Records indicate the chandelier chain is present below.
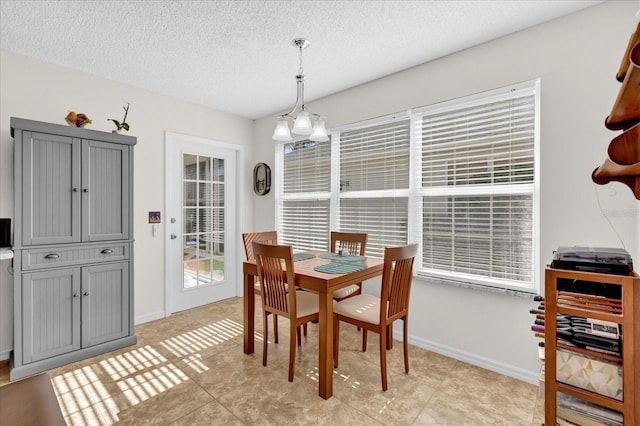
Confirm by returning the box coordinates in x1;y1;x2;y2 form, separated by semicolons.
298;45;304;76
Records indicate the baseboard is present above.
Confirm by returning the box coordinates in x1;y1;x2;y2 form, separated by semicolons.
397;331;540;385
0;350;11;362
134;310;165;326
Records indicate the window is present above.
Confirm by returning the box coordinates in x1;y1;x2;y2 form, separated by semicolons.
336;119;411;258
276;80;539;293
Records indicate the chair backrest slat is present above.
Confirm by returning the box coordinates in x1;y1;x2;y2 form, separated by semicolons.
330;231;367;256
380;244;418;322
252;242;296;318
243;231;278;261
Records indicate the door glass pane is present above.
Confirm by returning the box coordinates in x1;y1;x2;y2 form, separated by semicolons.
183;154;225;289
213;158;224;182
183;235;197;262
183;154;197;180
199;157;212;181
184;182;197;206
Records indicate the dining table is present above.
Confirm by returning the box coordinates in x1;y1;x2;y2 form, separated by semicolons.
243;249;384;399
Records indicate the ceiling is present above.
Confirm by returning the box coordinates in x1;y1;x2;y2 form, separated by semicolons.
1;0;605;120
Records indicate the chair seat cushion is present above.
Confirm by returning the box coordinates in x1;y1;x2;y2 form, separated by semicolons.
332;284;360;300
255;282;289;291
333;294;380;325
296;290;319;318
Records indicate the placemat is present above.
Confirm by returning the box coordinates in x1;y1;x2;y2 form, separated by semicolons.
294;253;315;262
319;252;367;262
314;262;367;274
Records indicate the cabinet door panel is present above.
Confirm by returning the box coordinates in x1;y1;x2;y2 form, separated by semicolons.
22;268;81;363
22;132;81;245
82;140;129;241
81;262;130;347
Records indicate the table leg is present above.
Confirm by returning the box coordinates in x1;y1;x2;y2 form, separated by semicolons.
318;291;334;399
243;271;255;354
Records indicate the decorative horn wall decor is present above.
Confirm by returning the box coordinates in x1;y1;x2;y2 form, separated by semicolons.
593;22;640;200
608;122;640;165
616;22;640;82
605;40;640;131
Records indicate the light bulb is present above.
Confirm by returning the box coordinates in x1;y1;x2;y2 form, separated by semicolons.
272;119;292;142
291;111;312;135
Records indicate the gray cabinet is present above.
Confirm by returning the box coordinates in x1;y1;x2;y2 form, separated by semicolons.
10;118;137;381
20;132;130;245
21;261;130;364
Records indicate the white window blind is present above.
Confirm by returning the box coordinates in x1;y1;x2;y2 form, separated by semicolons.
339;120;410;191
339;198;408;258
277;140;331;251
414;81;537;291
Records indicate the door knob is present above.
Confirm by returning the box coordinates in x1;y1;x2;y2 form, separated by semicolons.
171;234;177;240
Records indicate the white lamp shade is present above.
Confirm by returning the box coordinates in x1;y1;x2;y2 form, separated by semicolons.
291;111;313;135
272;119;292;141
309;119;329;142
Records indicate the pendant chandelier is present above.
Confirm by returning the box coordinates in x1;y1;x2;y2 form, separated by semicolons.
272;38;329;142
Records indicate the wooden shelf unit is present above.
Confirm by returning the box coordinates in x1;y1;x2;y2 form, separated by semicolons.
544;268;640;425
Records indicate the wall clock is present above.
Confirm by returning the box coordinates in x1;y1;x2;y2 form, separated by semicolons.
253;162;271;195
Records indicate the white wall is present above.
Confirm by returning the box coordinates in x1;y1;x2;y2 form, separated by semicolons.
0;51;254;358
253;1;640;383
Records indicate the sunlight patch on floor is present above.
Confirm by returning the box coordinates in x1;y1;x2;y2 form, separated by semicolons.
159;318;243;356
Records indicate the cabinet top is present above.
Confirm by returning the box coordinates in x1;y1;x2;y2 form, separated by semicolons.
10;117;137;146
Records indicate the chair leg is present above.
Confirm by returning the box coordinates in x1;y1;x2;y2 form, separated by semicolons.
273;314;279;344
380;328;388;391
262;313;269;367
289;323;297;382
362;329;368;352
403;317;409;374
297;325;302;346
333;317;340;368
386;324;393;350
303;323;308;336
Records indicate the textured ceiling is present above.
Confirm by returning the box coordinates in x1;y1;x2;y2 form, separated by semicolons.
1;0;605;120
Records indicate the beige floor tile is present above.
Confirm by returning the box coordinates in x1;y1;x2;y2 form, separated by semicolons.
1;296;543;425
168;400;244;426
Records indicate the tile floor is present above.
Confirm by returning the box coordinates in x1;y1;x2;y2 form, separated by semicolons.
0;297;545;425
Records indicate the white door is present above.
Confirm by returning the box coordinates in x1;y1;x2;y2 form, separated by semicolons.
165;132;238;313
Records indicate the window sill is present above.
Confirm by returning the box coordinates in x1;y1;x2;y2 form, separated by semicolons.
415;273;538;299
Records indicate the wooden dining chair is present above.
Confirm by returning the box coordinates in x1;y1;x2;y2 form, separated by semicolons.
252;242;320;382
242;231;280;342
330;231;368;301
333;243;418;391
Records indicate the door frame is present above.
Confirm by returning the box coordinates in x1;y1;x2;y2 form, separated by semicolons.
164;131;245;317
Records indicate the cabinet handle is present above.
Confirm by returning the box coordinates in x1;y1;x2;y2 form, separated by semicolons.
101;249;114;254
83;188;89;193
44;253;60;259
73;293;80;298
73;188;79;192
83;292;89;296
